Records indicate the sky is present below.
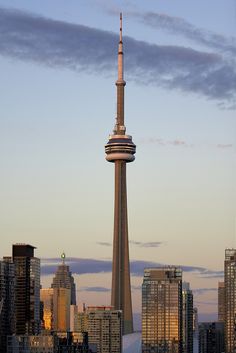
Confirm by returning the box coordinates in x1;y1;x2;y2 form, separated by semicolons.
0;0;236;325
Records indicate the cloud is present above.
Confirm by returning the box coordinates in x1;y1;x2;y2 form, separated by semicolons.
195;301;217;306
217;144;233;149
97;242;112;247
140;138;193;147
129;241;164;248
79;286;110;293
41;257;223;278
0;7;235;106
126;10;236;57
193;288;218;295
97;240;164;248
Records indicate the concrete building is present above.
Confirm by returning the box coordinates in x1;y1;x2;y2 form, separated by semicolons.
142;267;183;353
87;306;122;353
0;259;15;353
51;253;76;305
182;282;193;353
12;244;40;335
105;13;136;335
198;322;224;353
225;248;236;353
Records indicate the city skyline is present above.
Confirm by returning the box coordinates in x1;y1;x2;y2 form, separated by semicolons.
1;0;235;323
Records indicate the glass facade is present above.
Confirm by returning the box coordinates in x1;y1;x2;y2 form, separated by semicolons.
142;267;182;353
182;283;193;353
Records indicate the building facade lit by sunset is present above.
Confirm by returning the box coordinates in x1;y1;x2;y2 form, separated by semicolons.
40;288;54;331
87;306;122;353
105;13;136;336
142;267;183;353
51;253;76;305
225;248;236;353
53;287;71;332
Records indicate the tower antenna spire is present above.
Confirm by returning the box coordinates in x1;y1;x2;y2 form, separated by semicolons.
118;12;124;82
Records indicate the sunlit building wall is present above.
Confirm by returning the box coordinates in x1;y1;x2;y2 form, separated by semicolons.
142;267;183;353
87;306;122;353
40;288;54;331
51;254;76;305
53;288;71;332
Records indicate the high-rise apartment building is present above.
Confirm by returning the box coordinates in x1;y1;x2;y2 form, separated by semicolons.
225;248;236;353
105;14;135;334
51;253;76;305
87;306;122;353
218;282;225;323
182;282;193;353
13;244;40;335
0;258;15;353
199;322;224;353
142;267;183;353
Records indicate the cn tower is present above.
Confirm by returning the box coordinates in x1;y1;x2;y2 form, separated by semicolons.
105;14;135;335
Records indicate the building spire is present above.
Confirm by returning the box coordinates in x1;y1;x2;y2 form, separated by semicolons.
61;252;66;265
118;13;123;82
115;12;126;135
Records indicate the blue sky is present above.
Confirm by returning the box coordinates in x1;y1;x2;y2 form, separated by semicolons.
0;0;235;322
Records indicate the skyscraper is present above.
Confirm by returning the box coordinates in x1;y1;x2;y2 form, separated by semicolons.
51;253;76;305
13;244;40;335
182;282;193;353
199;322;224;353
224;248;236;353
0;258;15;353
53;287;71;332
105;13;135;335
40;288;54;331
142;267;183;353
87;306;122;353
218;281;225;323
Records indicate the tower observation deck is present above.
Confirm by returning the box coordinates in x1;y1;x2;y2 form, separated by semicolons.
105;14;136;335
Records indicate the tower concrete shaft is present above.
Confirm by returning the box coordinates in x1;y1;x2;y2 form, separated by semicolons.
105;14;135;335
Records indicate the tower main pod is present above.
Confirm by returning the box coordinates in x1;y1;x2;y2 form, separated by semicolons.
105;14;135;335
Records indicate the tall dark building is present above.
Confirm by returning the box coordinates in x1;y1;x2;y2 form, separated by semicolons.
182;282;193;353
218;282;225;323
0;258;15;353
51;253;76;305
105;13;135;335
13;244;40;335
225;248;236;353
142;267;183;353
199;322;224;353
